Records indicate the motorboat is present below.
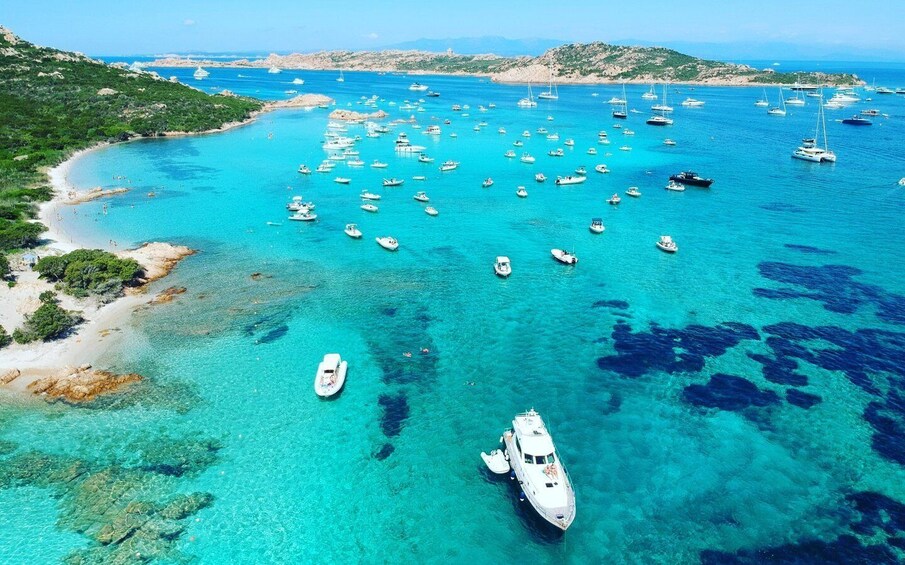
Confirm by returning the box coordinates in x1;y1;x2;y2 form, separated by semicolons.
551;249;578;265
316;164;333;173
626;186;641;197
383;178;405;187
607;96;625;105
426;91;440;97
504;150;516;158
286;196;312;211
520;153;536;164
546;133;559;141
575;166;587;176
424;125;441;135
414;191;430;202
418;154;435;163
681;98;705;107
663;139;677;146
425;206;439;216
498;127;507;134
292;77;304;85
360;191;381;200
412;175;427;181
656;235;678;253
334;177;351;184
516;186;528;198
513;140;524;147
587;148;597;155
646;115;673;126
439;160;459;172
619;146;632;151
594;164;609;174
371;160;388;168
522;130;531;138
452;104;462;111
376;236;398;251
535;173;547;182
288;211;317;221
537;127;549;134
297;165;311;174
347;159;365;167
842;115;872;126
564;139;574;147
589;218;605;234
482;178;494;188
607;194;621;205
860;109;880;116
409;82;429;91
268;66;281;74
494;256;512;277
665;180;686;192
344;223;362;238
548;148;565;157
314;354;348;398
555;175;585;186
193;66;210;79
669;171;714;187
623;129;635;136
361;203;379;212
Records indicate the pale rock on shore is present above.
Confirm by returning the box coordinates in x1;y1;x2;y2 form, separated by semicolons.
328;109;388;121
24;365;143;403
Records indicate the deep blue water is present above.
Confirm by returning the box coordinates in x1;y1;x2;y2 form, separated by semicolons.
1;66;905;563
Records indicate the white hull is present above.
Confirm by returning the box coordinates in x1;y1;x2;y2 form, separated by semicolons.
314;357;347;398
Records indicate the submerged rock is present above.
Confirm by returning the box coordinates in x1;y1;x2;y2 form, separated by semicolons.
150;286;187;305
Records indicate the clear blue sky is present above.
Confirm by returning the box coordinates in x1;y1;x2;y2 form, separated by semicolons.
3;0;904;57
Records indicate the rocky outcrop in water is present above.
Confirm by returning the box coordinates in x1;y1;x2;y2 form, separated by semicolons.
27;365;142;402
328;108;388;121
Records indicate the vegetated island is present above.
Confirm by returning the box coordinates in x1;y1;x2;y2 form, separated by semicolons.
0;25;327;397
150;42;862;86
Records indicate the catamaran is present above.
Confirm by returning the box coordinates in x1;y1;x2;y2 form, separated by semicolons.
792;93;836;163
517;84;538;108
537;66;559;100
642;84;658;100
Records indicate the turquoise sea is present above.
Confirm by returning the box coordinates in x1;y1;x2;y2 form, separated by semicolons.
2;67;905;563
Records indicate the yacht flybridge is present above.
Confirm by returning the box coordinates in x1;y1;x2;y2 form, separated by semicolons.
497;409;576;531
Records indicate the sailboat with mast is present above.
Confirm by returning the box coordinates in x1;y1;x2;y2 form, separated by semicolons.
537;66;559;100
517;83;538;108
612;84;628;119
754;87;769;107
792;91;835;163
336;69;345;83
641;84;657;100
647;81;673;125
767;87;787;116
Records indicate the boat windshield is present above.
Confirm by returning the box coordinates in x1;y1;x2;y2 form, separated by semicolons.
530;453;555;465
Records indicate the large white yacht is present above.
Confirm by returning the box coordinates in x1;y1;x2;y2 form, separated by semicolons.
502;409;576;530
193;66;210;80
314;354;347;398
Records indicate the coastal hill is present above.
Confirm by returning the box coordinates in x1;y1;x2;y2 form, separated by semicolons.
151;42;861;86
0;25;263;251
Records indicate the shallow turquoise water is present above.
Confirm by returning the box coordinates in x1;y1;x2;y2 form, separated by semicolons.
3;70;905;563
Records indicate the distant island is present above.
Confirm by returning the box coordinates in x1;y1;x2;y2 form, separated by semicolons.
150;42;862;86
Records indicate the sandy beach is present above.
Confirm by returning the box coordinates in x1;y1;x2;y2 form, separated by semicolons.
1;93;334;398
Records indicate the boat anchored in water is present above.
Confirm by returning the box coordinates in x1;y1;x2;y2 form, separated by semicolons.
494;256;512;277
413;191;430;202
500;409;576;530
516;186;528;198
376;236;398;251
555;175;586;186
665;180;686;192
669;171;714;187
551;249;578;265
482;178;494;188
626;186;641;197
589;218;605;234
656;235;678;253
607;194;621;205
383;178;405;187
314;354;347;398
344;223;362;238
439;160;459;172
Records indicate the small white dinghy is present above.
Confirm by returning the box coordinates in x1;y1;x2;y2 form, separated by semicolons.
414;191;429;202
376;236;399;251
314;353;347;398
657;235;678;253
494;256;512;277
361;203;379;213
425;206;439;216
551;249;578;265
516;186;528;198
344;223;362;238
481;449;511;474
